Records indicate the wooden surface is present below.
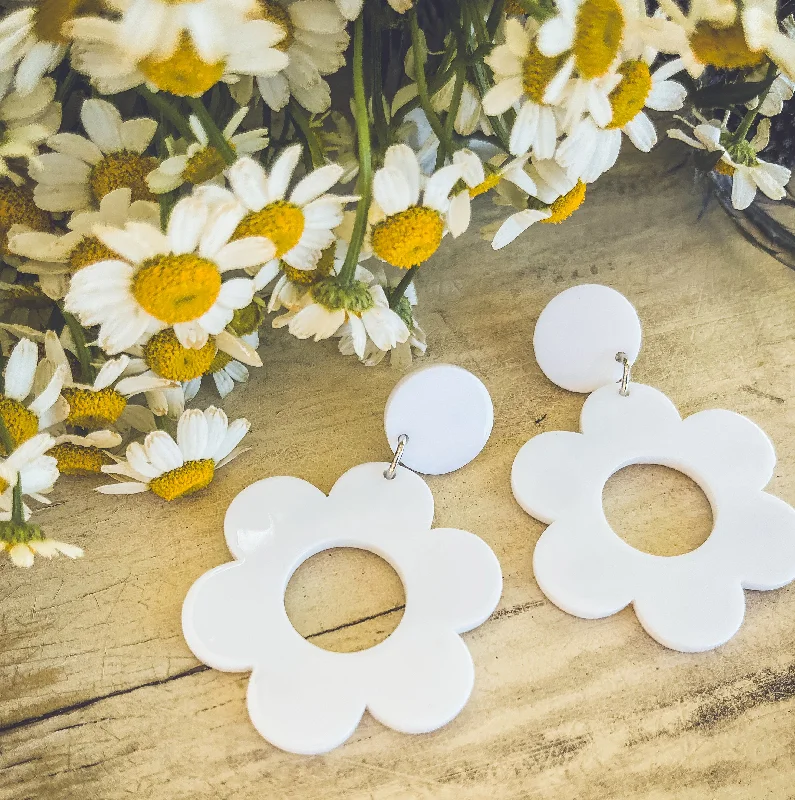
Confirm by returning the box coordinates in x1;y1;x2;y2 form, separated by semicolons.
3;141;795;799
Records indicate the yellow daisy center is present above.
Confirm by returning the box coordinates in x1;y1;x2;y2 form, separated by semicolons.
143;328;216;381
229;302;263;336
714;160;736;177
522;41;568;104
0;475;7;494
281;244;335;285
689;21;765;69
540;180;587;223
62;387;127;429
149;458;215;501
606;60;652;129
209;349;232;373
0;184;50;253
504;0;526;14
371;207;444;270
68;235;118;272
256;0;294;51
33;0;94;44
233;201;305;259
132;253;222;324
182;146;229;185
0;397;38;455
50;442;112;476
139;33;226;97
469;172;502;198
89;152;158;204
573;0;625;80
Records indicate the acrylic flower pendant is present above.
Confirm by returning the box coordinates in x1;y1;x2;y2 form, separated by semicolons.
512;382;795;652
183;462;502;754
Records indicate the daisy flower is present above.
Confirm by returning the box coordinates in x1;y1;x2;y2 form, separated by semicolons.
280;266;410;357
69;14;288;97
491;158;587;249
0;181;51;254
741;0;795;81
101;0;258;62
44;331;178;432
654;0;766;76
97;406;250;501
0;74;61;185
0;337;67;454
333;0;364;20
147;107;269;194
8;188;160;300
0;5;67;96
252;0;349;113
64;192;276;354
268;239;339;316
225;146;350;284
668;118;791;210
49;430;123;478
369;144;463;270
196;331;259;399
481;17;562;157
31;98;158;213
557;54;687;181
448;149;534;238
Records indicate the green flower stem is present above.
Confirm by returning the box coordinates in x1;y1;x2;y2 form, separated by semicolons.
486;0;506;36
731;63;778;147
289;101;324;169
371;20;390;154
63;311;95;384
338;15;373;287
409;8;455;161
389;265;419;310
11;475;23;526
186;96;236;165
137;86;193;141
437;59;465;169
391;61;458;128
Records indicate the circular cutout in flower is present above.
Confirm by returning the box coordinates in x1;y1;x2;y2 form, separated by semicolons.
512;382;795;652
183;462;502;754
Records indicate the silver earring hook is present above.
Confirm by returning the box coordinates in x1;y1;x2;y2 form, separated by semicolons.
384;434;409;480
615;352;632;396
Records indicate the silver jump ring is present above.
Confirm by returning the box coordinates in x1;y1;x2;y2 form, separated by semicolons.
384;434;408;480
615;352;632;396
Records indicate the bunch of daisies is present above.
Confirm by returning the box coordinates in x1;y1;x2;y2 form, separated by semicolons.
0;0;792;567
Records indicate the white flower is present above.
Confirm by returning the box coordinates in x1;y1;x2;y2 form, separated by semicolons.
369;144;462;269
742;0;795;81
182;462;502;753
97;406;250;500
69;14;288;97
31;98;158;213
0;6;66;96
64;192;276;354
44;331;177;431
225;146;350;282
50;429;124;478
1;337;67;444
253;0;350;113
102;0;258;62
512;382;795;652
202;331;259;399
0;74;61;185
668;120;791;210
333;0;364;20
281;266;410;358
448;149;534;238
481;17;560;158
8;187;160;300
747;71;794;116
556;54;687;181
0;432;58;510
147;107;269;194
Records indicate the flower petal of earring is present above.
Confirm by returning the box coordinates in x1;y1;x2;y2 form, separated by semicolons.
513;284;795;653
182;364;502;754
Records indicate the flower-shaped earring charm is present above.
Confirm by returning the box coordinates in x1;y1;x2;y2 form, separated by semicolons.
513;285;795;652
183;364;502;754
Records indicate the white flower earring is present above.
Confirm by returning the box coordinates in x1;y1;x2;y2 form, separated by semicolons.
182;364;502;754
512;284;795;653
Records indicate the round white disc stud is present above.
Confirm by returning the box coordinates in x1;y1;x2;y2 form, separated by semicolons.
384;364;493;475
533;284;642;393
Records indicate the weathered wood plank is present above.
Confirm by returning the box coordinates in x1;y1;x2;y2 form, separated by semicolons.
2;142;795;798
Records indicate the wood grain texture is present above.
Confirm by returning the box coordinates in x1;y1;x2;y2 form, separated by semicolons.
2;142;795;799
